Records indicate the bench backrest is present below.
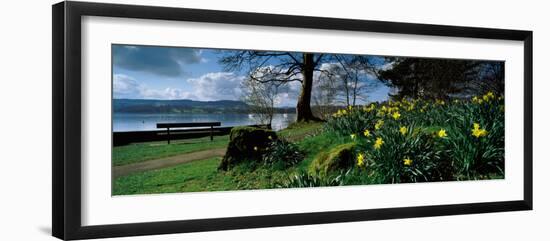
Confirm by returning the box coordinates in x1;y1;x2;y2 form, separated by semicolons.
156;122;221;128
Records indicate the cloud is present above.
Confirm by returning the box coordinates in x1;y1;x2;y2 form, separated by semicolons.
113;74;141;98
273;81;301;107
114;68;384;107
113;74;194;100
113;45;202;77
187;72;245;101
140;88;197;100
113;72;246;101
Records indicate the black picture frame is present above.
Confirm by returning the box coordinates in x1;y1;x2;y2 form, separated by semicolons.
52;1;533;240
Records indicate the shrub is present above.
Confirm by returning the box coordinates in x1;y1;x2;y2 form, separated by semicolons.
325;105;378;136
359;126;452;183
275;170;352;188
262;139;305;168
323;93;504;182
442;99;505;179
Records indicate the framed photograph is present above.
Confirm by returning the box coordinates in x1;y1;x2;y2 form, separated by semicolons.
52;1;533;240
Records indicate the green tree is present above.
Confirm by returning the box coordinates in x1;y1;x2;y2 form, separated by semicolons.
378;57;494;99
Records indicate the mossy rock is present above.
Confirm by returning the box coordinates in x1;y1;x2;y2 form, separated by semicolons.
309;143;356;175
218;126;278;170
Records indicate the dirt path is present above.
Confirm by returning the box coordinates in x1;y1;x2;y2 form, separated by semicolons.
113;148;227;178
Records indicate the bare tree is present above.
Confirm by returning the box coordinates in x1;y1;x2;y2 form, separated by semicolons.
240;77;281;128
220;51;328;122
322;55;380;106
312;70;338;119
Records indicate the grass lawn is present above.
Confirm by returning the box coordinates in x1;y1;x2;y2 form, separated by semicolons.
113;157;297;195
278;121;324;141
113;135;229;166
113;122;338;195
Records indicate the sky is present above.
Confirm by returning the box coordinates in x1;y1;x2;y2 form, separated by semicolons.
112;44;390;107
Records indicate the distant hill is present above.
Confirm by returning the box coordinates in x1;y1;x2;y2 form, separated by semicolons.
113;99;295;114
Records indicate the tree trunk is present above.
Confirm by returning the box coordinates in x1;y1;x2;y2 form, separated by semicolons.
296;53;318;122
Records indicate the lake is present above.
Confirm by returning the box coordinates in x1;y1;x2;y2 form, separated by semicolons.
113;113;296;132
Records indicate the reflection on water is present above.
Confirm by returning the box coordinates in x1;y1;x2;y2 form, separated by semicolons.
113;113;296;132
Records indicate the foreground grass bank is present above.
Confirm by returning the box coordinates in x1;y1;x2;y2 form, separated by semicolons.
112;135;229;166
114;93;504;195
113;122;330;195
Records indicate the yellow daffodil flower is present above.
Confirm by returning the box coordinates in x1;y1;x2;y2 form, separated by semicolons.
392;111;401;120
472;122;488;138
363;129;371;137
374;137;384;149
437;129;447;138
483;91;495;101
357;153;365;167
375;120;384;130
363;103;375;112
399;126;408;136
403;157;413;166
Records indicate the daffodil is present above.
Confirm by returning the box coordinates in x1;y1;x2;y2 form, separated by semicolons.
253;146;258;151
472;96;483;104
471;122;488;138
350;134;357;140
373;137;384;149
363;129;371;137
268;135;273;140
403;157;413;166
472;128;488;138
375;120;384;130
363;103;375;112
357;153;365;167
392;111;401;120
483;91;495;101
332;109;345;118
399;126;408;136
437;129;447;138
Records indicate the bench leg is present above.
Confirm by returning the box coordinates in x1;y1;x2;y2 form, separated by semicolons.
167;127;170;144
210;126;213;141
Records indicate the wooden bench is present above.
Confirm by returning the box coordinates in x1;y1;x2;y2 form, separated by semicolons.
156;122;221;144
